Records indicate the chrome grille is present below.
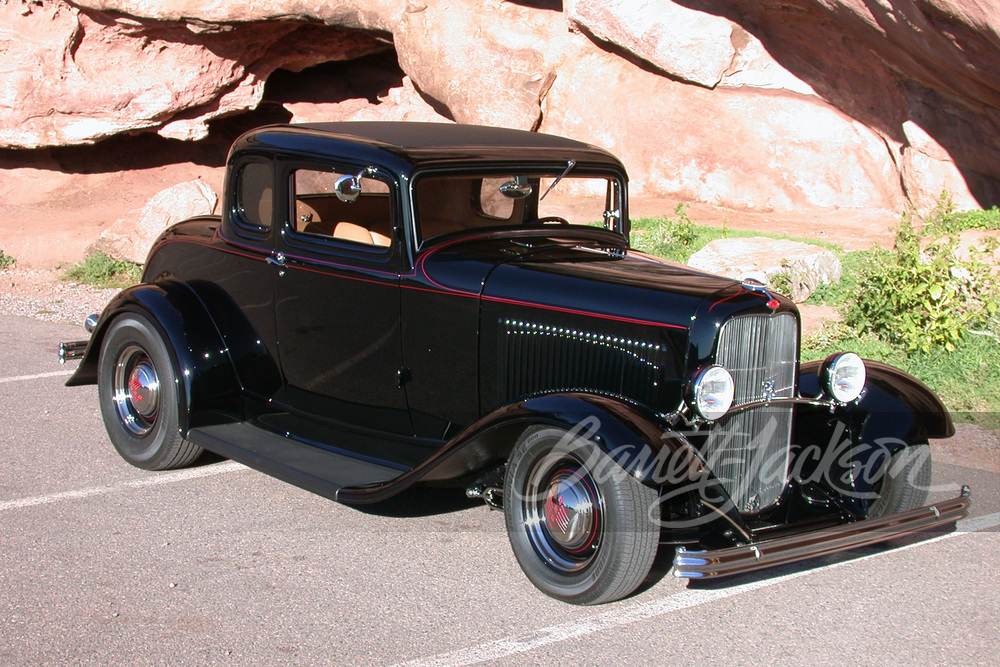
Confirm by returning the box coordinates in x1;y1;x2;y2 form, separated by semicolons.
703;313;797;514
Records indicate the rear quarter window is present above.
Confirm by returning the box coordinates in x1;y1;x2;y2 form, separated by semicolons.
234;162;273;232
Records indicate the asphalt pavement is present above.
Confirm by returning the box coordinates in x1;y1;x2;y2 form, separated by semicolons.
1;313;997;665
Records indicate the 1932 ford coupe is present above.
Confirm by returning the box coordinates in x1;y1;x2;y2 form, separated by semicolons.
61;122;970;604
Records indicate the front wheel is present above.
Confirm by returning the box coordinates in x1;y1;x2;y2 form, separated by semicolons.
504;426;660;605
98;313;202;470
868;442;932;518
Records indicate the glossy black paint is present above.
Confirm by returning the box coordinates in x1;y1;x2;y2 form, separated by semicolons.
66;122;962;558
68;279;243;430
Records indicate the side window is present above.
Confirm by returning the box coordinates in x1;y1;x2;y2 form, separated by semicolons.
291;169;392;248
236;162;273;231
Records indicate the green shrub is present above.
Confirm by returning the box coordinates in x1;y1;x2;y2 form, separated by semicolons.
845;214;999;353
630;203;841;264
60;252;142;288
806;248;876;307
0;249;14;269
803;315;1000;419
630;196;1000;418
923;192;1000;235
630;203;701;262
768;271;792;298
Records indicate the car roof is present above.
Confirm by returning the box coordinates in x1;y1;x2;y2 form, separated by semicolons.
232;122;625;173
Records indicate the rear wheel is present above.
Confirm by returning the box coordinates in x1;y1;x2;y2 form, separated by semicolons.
98;313;202;470
504;426;659;605
868;442;931;518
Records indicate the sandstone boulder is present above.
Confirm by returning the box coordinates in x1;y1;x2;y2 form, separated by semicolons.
681;0;1000;209
393;0;557;130
69;0;403;32
567;0;819;95
566;0;736;88
953;230;1000;271
540;35;905;213
3;0;1000;219
0;1;385;148
91;180;218;264
687;237;842;302
897;121;980;211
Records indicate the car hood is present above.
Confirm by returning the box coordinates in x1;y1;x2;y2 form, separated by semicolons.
417;231;793;336
479;245;740;331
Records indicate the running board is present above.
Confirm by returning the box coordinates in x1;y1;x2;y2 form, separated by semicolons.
187;422;407;503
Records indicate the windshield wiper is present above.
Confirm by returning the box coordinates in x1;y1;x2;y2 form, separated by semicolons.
539;159;576;201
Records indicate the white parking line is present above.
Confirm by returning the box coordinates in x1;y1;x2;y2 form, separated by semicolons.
0;369;74;384
0;461;246;513
395;511;1000;667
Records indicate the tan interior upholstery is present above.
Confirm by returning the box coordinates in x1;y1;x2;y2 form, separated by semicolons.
369;230;392;247
295;194;392;247
332;222;374;244
414;177;526;243
332;222;391;247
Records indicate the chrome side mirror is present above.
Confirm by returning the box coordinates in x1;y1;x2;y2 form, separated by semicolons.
334;166;377;203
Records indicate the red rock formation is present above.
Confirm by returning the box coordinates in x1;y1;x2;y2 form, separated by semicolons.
1;0;998;215
0;0;385;147
667;0;1000;207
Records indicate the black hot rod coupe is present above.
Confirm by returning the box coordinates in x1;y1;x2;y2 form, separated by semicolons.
61;122;970;604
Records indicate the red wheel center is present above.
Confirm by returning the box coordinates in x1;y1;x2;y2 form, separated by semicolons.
541;469;599;554
129;377;144;404
545;494;571;534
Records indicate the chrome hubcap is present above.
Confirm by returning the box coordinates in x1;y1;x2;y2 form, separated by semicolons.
524;454;603;574
112;345;160;436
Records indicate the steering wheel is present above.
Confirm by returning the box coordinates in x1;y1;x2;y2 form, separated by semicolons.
533;216;570;225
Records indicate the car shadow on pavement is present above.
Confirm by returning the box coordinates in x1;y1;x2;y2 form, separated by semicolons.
350;485;483;518
189;452;483;517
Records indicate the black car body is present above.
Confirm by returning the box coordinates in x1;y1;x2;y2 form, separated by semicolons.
61;122;970;604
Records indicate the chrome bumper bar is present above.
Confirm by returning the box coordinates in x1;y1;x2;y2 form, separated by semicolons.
673;486;972;579
58;340;88;363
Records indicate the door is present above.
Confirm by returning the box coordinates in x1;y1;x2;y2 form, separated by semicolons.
272;162;411;436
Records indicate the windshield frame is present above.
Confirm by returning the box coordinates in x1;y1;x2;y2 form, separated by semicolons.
408;164;628;251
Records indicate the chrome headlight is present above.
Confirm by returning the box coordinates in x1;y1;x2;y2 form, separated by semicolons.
691;365;735;421
822;352;866;403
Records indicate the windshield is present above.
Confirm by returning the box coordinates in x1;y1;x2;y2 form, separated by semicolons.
412;170;624;245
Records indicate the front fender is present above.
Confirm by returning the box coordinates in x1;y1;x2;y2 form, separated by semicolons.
339;392;748;537
422;392;708;486
799;359;953;444
793;359;953;517
66;281;242;431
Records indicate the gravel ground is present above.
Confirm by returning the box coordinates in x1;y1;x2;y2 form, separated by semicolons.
0;266;117;327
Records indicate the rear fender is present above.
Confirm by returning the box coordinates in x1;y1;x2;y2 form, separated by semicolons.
66;282;242;432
